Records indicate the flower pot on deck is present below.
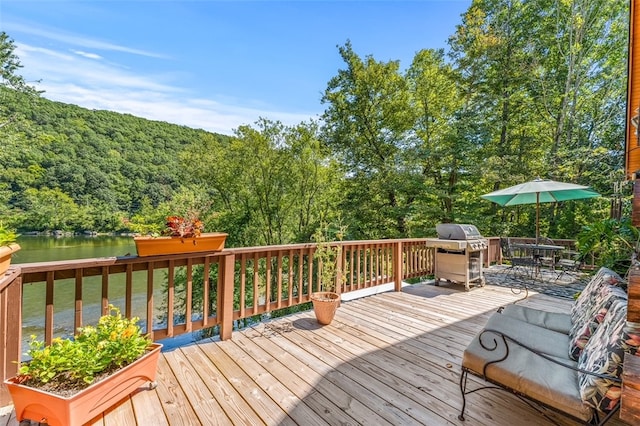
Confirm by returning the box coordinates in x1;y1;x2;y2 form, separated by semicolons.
0;243;20;276
134;232;228;257
310;291;340;325
4;343;162;426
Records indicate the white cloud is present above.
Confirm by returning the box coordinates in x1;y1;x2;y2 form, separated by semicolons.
15;42;317;135
4;22;168;59
72;50;102;60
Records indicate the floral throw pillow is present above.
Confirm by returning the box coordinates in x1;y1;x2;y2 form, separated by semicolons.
571;268;624;323
577;299;629;413
568;286;628;361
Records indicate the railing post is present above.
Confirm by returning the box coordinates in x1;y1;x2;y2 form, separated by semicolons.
335;243;343;296
1;268;22;406
218;253;235;341
394;241;403;292
622;267;640;423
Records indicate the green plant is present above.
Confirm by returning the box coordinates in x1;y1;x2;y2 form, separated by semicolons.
0;222;18;246
125;212;205;238
16;305;152;396
576;218;640;275
312;223;346;292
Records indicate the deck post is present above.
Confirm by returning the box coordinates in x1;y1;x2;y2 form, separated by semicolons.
0;268;22;406
622;266;640;423
394;241;403;292
218;253;235;341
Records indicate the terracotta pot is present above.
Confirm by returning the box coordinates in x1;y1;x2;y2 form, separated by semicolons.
5;343;162;426
134;232;228;257
0;243;20;276
310;291;340;325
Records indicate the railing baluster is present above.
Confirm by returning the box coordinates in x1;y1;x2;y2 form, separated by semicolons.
186;259;193;332
203;257;211;327
265;252;272;312
167;260;175;337
277;251;283;309
288;249;294;305
146;261;154;339
239;254;246;319
348;246;354;290
74;268;83;330
307;247;313;296
45;271;54;345
125;264;133;318
253;253;259;315
297;248;304;304
101;266;109;316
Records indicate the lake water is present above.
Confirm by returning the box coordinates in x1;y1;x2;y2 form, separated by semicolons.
14;235;136;264
13;236;180;351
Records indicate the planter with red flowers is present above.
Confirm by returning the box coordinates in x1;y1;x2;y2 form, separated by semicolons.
133;215;227;257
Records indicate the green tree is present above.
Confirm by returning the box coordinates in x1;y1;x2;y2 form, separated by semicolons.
406;49;473;228
185;119;336;246
321;41;417;238
447;0;627;238
0;32;40;129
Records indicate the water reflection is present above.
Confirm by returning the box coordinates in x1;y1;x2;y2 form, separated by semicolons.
14;235;135;264
14;236;172;358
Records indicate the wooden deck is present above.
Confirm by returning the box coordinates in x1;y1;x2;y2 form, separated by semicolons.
6;282;628;425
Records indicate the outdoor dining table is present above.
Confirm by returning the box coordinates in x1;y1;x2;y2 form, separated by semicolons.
510;243;565;275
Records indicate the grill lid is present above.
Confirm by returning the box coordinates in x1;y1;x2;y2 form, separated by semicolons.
436;224;483;240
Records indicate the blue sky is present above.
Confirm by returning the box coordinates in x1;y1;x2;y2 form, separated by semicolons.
1;0;471;135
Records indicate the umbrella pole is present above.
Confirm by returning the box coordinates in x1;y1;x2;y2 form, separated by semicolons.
536;192;540;244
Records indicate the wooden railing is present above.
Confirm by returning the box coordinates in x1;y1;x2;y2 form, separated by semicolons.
0;268;22;395
0;236;505;405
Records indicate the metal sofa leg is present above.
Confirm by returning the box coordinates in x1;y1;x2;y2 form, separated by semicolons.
458;368;468;421
595;402;620;425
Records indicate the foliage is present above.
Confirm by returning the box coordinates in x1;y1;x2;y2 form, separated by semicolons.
0;222;18;246
322;41;417;238
312;223;346;292
164;214;204;237
0;31;41;130
17;305;152;395
0;0;630;245
576;218;640;275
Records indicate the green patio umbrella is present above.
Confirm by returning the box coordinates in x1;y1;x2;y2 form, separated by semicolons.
481;178;601;242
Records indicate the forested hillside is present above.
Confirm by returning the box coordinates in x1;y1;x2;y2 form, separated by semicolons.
0;0;631;249
0;86;231;234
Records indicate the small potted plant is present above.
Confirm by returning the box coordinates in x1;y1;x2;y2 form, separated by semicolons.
131;212;228;257
4;305;162;426
0;222;20;276
310;224;346;325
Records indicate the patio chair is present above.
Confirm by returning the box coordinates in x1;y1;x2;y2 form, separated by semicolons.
555;250;583;281
500;238;537;277
538;236;558;269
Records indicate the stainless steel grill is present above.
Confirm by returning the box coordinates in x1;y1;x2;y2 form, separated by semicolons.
424;224;488;291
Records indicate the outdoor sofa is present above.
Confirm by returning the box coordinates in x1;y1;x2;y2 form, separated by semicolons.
458;267;640;425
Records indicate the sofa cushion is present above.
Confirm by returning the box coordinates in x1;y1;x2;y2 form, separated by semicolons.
500;304;572;334
485;312;571;359
462;324;593;421
568;286;628;361
577;299;628;413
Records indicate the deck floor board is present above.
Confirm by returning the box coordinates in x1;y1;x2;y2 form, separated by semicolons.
4;282;627;425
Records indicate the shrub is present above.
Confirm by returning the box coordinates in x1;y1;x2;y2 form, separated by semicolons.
17;305;152;395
